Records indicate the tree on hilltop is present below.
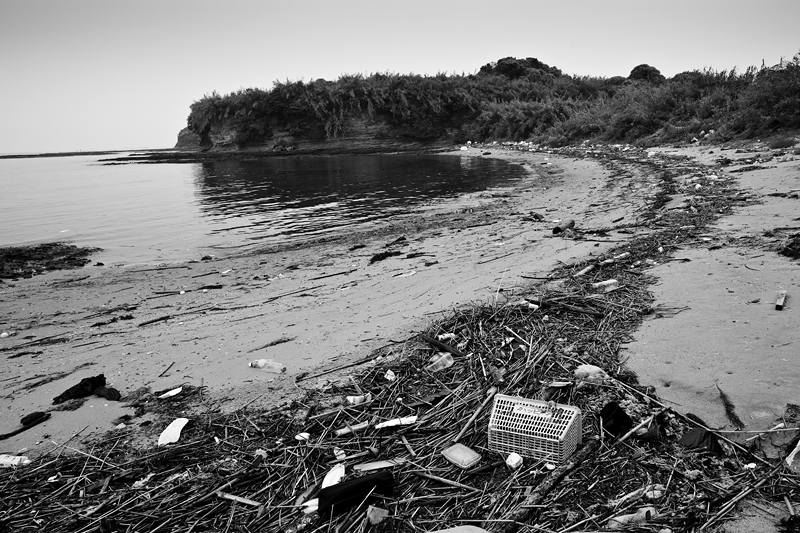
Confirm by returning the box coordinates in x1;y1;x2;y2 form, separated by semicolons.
629;64;665;83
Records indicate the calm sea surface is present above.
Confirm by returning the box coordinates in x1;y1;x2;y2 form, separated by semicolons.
0;153;527;265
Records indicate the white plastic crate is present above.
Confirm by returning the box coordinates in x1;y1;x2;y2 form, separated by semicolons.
487;395;582;464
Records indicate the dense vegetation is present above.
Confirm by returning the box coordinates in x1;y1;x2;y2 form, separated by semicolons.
186;53;800;149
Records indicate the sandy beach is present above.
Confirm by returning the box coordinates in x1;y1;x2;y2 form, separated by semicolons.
1;142;797;459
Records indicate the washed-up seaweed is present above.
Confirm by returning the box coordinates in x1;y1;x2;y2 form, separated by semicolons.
1;145;798;533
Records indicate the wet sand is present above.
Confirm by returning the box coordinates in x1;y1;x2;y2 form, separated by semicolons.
1;142;797;463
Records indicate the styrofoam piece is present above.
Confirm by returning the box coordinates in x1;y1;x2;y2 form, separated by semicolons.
158;418;189;446
321;463;345;488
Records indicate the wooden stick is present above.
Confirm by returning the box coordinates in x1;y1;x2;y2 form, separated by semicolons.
216;491;261;507
265;285;324;303
158;362;175;378
412;472;480;493
453;387;498;443
419;333;467;357
309;269;356;281
138;315;171;327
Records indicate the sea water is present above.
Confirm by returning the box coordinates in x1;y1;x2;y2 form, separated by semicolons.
0;153;527;265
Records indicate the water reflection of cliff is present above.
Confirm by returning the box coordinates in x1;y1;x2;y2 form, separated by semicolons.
191;154;526;244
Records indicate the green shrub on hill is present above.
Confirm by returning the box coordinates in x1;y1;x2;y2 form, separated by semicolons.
186;51;800;148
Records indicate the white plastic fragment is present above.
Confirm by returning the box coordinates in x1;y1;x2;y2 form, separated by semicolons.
346;392;372;405
574;364;607;380
786;439;800;467
302;498;319;514
132;472;156;489
374;416;417;429
158;418;189;446
321;463;345;488
295;432;310;441
158;387;182;399
384;369;396;381
366;505;390;525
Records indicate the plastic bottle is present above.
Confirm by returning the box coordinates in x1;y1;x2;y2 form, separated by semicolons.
248;359;286;373
425;352;454;373
0;454;31;468
607;506;658;530
591;279;619;292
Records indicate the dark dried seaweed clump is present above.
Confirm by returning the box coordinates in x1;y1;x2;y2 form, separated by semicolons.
0;242;100;279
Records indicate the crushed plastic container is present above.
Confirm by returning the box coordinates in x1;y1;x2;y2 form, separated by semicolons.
441;443;481;469
425;352;454;372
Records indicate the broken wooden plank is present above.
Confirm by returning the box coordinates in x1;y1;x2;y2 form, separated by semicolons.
776;290;787;310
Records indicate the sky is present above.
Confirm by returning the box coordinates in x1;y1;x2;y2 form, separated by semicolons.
1;0;798;154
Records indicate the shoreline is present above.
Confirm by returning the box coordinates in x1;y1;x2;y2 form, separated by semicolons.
1;142;796;453
1;144;660;452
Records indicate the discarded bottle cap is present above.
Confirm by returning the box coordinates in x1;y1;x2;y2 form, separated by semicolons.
506;452;523;470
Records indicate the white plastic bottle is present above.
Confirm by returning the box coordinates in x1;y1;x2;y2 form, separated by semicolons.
0;454;31;468
425;352;454;372
248;359;286;373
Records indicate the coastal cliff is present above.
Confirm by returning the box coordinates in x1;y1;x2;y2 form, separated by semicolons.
175;117;452;154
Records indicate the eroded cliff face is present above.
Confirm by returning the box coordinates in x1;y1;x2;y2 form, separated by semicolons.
174;118;453;154
174;127;202;149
